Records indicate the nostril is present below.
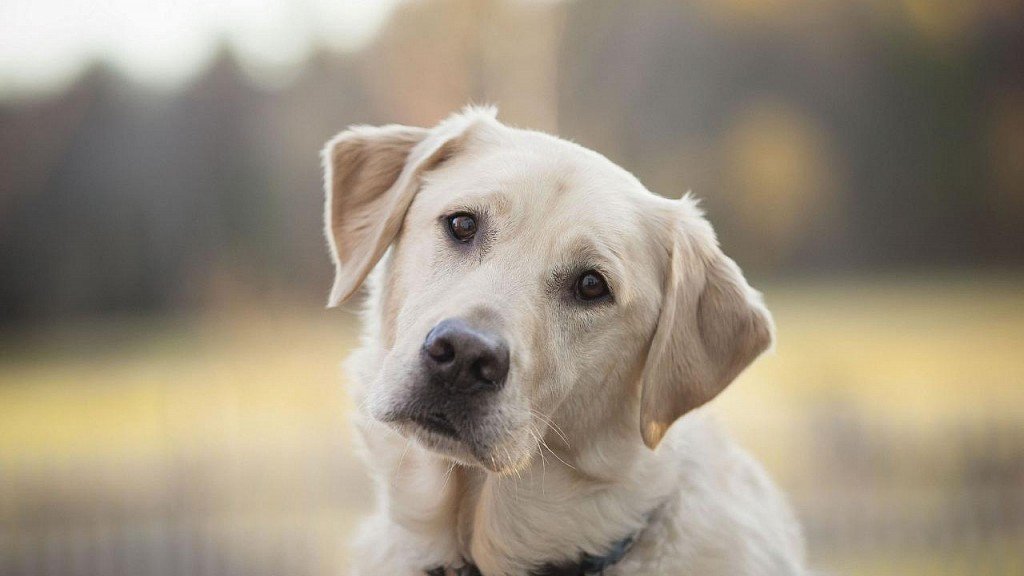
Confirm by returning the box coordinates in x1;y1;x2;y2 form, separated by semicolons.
473;358;500;385
424;335;455;363
472;344;510;387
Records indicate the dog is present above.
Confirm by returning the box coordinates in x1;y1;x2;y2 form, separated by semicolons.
322;107;806;575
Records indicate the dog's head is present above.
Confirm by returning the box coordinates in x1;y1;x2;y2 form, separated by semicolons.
323;108;773;473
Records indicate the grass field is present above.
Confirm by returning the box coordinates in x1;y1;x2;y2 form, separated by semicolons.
2;274;1023;575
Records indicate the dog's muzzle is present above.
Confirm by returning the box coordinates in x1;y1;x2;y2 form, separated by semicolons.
387;317;510;442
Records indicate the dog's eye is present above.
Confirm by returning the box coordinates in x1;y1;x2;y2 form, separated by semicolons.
447;213;477;242
575;270;610;301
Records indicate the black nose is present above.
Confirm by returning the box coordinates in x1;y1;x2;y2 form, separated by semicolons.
422;318;510;393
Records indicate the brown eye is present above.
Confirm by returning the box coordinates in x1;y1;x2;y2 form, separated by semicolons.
575;270;609;301
448;213;477;242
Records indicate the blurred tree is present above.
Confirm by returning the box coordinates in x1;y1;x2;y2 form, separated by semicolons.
1;0;1022;325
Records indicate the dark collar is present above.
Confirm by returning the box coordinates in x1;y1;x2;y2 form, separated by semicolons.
425;531;638;576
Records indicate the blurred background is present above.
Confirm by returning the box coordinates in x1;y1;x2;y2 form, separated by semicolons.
2;0;1023;574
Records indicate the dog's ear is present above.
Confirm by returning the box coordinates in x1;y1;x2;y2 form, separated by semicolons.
639;196;774;449
322;108;494;307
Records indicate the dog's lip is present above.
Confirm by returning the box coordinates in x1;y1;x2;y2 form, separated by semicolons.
384;411;501;470
407;411;460;439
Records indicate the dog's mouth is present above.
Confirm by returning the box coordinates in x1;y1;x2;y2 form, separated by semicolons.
408;411;460;438
383;408;512;471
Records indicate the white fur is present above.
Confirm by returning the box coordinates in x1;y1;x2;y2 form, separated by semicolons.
324;108;807;575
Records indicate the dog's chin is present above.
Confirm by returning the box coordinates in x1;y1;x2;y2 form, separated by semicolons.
391;418;482;467
385;417;533;474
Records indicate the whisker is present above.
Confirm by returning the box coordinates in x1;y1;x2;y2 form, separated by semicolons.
529;408;571;448
537;430;577;472
504;445;522;505
440;461;457;493
391;438;412;487
526;424;548;496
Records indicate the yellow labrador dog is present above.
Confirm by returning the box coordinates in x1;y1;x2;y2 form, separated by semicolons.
323;108;806;575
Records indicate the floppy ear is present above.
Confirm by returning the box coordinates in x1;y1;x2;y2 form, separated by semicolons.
639;198;775;449
322;109;493;307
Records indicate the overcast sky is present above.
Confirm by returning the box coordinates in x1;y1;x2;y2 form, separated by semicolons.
0;0;400;98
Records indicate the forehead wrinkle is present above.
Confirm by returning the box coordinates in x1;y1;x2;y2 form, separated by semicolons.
433;187;514;220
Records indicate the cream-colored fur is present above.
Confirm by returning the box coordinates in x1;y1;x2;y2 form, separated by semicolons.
323;107;806;575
